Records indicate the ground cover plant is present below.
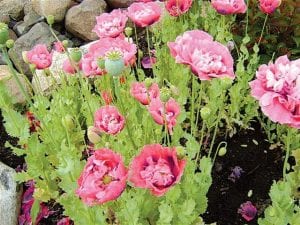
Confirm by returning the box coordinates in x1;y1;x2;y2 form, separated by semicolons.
0;0;299;224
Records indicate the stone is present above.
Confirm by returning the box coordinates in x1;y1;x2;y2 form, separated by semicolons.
65;0;107;41
0;161;23;225
32;0;73;22
33;42;93;93
8;22;56;75
105;0;135;8
13;12;44;36
0;0;26;21
0;65;29;104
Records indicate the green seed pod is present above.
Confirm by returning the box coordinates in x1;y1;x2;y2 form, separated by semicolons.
160;87;171;102
176;146;186;159
125;27;133;37
87;126;101;144
0;23;9;45
105;51;124;77
70;48;82;63
218;147;227;156
62;40;69;48
5;39;14;49
200;106;211;120
46;15;55;26
144;78;153;88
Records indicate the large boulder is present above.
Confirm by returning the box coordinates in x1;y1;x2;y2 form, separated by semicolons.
65;0;107;41
31;0;73;22
0;161;23;225
0;65;29;104
0;0;26;21
8;22;56;76
105;0;135;8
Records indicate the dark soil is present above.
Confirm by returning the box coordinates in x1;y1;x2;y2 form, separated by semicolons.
0;111;24;168
202;123;283;225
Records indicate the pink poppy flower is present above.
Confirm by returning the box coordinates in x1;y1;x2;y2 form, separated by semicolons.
93;9;128;38
148;98;180;134
94;105;125;135
238;201;257;221
168;30;213;65
259;0;281;14
130;82;160;105
62;59;82;74
26;44;52;69
82;37;136;77
249;55;300;129
127;2;162;27
168;29;235;80
53;41;65;53
76;149;128;205
211;0;247;15
165;0;193;17
129;144;186;196
142;56;157;68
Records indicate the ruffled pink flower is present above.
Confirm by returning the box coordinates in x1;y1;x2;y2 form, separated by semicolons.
129;144;186;196
168;30;235;80
130;82;160;105
63;59;82;74
127;2;162;27
249;55;300;129
142;56;157;68
93;9;128;38
148;98;180;134
26;44;52;69
238;201;257;221
94;105;125;135
76;149;128;205
82;37;136;77
165;0;193;17
211;0;247;15
259;0;281;14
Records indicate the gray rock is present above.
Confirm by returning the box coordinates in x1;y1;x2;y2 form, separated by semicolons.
0;162;23;225
65;0;107;41
8;22;56;76
32;0;73;22
105;0;135;8
13;12;44;36
0;14;10;24
0;0;26;21
0;65;30;104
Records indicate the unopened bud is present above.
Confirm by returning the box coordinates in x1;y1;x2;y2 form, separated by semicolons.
61;114;75;130
125;27;133;37
200;106;211;120
0;23;9;45
87;126;101;144
5;39;14;49
29;64;36;72
62;40;69;48
160;87;171;102
144;78;153;88
176;146;186;159
218;147;227;156
46;15;55;26
22;51;29;63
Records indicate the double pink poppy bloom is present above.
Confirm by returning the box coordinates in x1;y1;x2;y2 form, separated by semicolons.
168;30;235;80
129;144;186;196
76;149;128;205
94;105;125;135
249;55;300;129
127;2;162;27
211;0;247;15
81;36;137;77
130;82;160;105
259;0;281;14
26;44;52;69
93;9;128;38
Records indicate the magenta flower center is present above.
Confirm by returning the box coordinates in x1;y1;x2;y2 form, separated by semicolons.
140;157;174;187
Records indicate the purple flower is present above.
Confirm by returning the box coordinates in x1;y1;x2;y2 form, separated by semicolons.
141;56;157;69
238;201;257;221
228;166;244;182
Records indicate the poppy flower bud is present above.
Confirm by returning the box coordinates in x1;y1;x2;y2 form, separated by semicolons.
62;115;75;130
62;40;69;48
200;106;211;120
160;87;171;102
87;126;101;144
176;146;186;159
70;48;82;63
22;51;29;63
46;15;55;26
218;147;227;156
0;23;9;45
125;27;133;37
144;78;153;88
5;39;14;49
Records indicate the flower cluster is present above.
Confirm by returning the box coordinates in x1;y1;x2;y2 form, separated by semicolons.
76;144;186;204
249;55;300;129
168;30;235;80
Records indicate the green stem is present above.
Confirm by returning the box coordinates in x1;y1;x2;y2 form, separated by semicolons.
1;47;32;104
258;14;268;46
190;75;196;135
195;81;204;135
208;113;221;158
195;122;206;167
245;0;250;36
283;128;292;179
212;142;227;165
134;24;141;69
146;27;152;64
113;78;137;150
